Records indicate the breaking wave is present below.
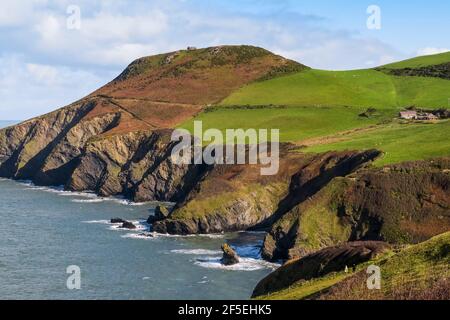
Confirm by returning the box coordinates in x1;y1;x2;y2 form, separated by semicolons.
82;219;149;232
170;249;222;255
194;257;280;271
15;180;146;206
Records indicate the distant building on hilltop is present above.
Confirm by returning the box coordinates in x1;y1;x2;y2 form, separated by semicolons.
187;46;197;51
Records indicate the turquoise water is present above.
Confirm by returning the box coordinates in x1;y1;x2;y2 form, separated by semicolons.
0;121;277;300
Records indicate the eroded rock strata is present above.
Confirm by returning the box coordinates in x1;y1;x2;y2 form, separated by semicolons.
1;46;448;264
1;109;448;259
152;149;381;234
262;158;450;261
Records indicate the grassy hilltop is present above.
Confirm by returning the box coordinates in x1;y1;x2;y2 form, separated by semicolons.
380;51;450;69
181;50;450;165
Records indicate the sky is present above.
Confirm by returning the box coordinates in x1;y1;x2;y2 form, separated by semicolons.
0;0;449;120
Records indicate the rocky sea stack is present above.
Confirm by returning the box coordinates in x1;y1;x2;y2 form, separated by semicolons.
221;243;240;266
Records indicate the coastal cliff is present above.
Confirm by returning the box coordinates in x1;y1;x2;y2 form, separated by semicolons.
261;158;450;261
1;45;449;267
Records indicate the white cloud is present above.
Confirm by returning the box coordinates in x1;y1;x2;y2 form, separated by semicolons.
83;11;168;42
0;0;420;119
34;15;61;44
5;1;405;71
31;8;168;67
272;36;402;70
87;43;159;66
0;55;112;120
26;63;59;84
417;47;450;56
0;0;45;27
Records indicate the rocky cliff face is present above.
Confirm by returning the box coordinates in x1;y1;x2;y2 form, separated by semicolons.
254;232;450;300
262;158;450;261
1;46;448;265
252;241;391;298
0;101;206;204
0;103;385;241
0;102;95;180
0;45;299;202
153;150;381;234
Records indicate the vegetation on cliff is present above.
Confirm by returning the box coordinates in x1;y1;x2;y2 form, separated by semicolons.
262;158;450;261
0;47;448;280
254;232;450;300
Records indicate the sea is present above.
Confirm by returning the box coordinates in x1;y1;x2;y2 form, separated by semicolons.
0;120;278;299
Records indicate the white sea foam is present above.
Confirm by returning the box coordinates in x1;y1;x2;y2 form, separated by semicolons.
121;232;155;240
161;233;225;239
197;280;209;284
83;219;149;232
71;195;146;206
15;180;148;206
72;199;105;203
82;219;227;240
60;191;98;198
170;249;222;255
81;219;110;224
194;257;280;271
20;182;65;193
108;220;148;231
195;233;225;239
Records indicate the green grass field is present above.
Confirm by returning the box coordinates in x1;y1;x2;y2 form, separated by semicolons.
381;51;450;69
181;106;395;143
180;52;450;166
221;69;450;109
305;120;450;166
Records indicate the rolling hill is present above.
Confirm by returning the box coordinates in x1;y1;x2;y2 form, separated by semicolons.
1;44;448;198
181;50;450;165
0;47;448;289
380;51;450;69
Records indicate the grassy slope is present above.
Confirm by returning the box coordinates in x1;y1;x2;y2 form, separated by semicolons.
256;232;450;300
66;45;306;135
181;106;393;143
222;69;397;109
221;69;450;108
381;51;450;69
182;53;450;165
306;120;450;166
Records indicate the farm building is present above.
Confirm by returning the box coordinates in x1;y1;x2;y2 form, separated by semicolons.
416;113;438;120
399;110;439;120
399;111;418;119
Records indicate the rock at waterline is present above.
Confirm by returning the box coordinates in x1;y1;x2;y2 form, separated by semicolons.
119;221;137;229
147;205;171;224
111;218;127;224
138;233;154;238
221;243;240;266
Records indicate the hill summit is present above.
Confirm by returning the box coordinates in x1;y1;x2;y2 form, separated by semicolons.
94;44;307;106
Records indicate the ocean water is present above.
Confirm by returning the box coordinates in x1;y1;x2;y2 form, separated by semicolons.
0;121;277;300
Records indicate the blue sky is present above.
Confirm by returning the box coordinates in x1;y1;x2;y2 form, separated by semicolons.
1;0;449;120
